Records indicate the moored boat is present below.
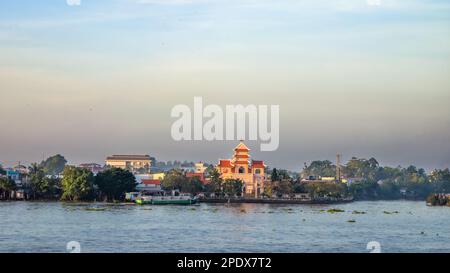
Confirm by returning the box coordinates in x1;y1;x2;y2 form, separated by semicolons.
135;192;197;205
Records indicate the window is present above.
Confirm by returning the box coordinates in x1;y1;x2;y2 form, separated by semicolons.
255;169;261;174
239;167;245;173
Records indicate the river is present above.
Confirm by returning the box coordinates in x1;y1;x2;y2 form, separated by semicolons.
0;200;449;253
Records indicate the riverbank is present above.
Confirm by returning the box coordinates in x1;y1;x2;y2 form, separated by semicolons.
0;197;355;205
199;197;354;204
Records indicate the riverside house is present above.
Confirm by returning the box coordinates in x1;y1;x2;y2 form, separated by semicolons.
105;155;151;174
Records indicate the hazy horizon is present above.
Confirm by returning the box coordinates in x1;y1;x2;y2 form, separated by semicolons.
1;0;449;172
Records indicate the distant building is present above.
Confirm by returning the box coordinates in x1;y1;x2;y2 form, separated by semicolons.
180;166;195;173
79;163;103;174
13;165;28;175
135;173;165;183
136;179;162;192
186;162;208;184
150;172;165;180
216;141;266;196
6;169;20;181
194;162;207;174
105;155;151;173
342;177;363;185
186;172;207;184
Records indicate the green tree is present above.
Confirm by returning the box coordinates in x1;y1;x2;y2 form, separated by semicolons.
161;169;203;195
429;169;450;193
304;182;347;199
27;163;46;199
61;166;95;201
0;177;16;200
0;164;6;175
344;157;380;181
262;184;273;198
40;154;67;176
270;168;279;182
302;160;336;178
95;168;137;202
205;168;223;195
377;180;401;199
222;179;243;197
272;180;294;196
348;180;379;200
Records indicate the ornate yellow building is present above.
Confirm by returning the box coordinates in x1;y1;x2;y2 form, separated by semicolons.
217;141;266;196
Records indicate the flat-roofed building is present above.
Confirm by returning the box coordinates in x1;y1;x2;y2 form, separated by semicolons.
105;155;151;173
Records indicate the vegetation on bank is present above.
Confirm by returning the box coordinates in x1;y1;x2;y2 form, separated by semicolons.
298;158;450;200
1;155;450;202
161;169;244;197
1;155;136;202
0;176;16;200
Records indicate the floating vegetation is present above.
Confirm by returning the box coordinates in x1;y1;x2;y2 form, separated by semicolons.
383;211;399;214
347;219;356;223
142;208;152;210
327;208;345;213
352;210;366;214
189;208;196;211
267;211;274;214
240;209;247;213
302;219;306;222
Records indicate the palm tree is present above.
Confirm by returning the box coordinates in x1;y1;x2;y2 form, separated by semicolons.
0;177;16;200
27;163;45;199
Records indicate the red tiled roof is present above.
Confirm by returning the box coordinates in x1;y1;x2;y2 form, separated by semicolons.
234;161;250;164
186;173;203;178
251;160;265;168
141;179;161;185
218;160;233;168
186;173;207;184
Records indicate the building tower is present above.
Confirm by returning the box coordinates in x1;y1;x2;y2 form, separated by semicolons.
232;141;250;175
336;154;341;182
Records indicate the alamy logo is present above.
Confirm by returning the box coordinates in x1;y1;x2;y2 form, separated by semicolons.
171;97;279;151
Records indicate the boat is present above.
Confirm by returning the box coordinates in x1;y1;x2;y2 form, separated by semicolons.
135;191;197;205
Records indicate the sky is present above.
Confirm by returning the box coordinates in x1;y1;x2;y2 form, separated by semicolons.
0;0;449;172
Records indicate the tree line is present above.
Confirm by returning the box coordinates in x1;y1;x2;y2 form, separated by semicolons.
2;155;450;202
160;168;244;197
296;158;450;200
0;155;136;202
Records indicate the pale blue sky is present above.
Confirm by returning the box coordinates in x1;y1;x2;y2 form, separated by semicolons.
0;0;449;171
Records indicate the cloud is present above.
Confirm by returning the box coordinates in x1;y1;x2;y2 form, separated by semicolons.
66;0;81;6
367;0;381;6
